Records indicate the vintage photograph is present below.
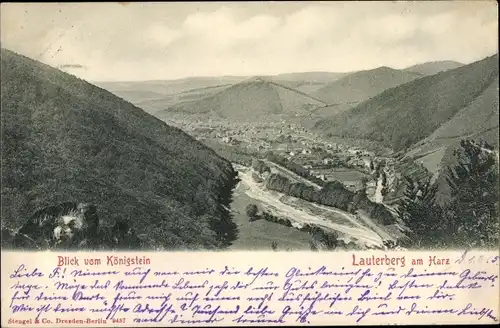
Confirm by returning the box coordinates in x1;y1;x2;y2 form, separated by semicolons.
1;2;498;252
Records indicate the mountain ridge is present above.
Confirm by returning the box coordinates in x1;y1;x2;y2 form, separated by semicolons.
315;53;499;152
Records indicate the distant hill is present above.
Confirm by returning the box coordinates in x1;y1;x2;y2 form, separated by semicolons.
315;54;499;152
131;84;233;113
97;72;346;111
404;60;464;76
163;77;326;120
271;72;348;83
96;77;247;111
1;48;239;250
311;66;423;104
96;76;247;96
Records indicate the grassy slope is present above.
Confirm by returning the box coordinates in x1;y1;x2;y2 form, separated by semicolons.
312;67;423;104
1;48;238;250
316;54;499;152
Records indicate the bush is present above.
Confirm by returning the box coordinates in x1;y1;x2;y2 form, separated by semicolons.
245;204;259;220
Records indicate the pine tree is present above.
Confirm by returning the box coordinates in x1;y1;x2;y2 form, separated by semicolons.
397;175;442;248
443;139;499;249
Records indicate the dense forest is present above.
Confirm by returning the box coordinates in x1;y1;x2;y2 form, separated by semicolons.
398;139;499;249
316;54;499;151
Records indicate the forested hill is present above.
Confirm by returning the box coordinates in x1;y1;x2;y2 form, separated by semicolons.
1;48;238;250
315;53;499;152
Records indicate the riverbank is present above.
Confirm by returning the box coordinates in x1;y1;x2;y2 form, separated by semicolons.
228;177;311;251
233;164;392;248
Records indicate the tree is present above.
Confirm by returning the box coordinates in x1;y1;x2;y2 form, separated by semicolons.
360;177;369;190
398;139;499;249
397;175;443;248
369;161;375;172
442;139;499;248
245;204;259;220
381;171;388;187
251;159;270;174
310;227;339;250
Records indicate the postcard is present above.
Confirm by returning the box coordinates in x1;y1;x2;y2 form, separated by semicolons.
1;1;498;326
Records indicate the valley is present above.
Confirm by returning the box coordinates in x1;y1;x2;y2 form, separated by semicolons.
156;114;407;250
89;53;498;251
125;54;496;251
2;45;497;251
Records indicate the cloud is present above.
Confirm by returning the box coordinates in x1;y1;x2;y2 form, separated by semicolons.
143;23;183;48
1;2;497;81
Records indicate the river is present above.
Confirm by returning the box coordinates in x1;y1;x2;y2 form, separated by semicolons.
229;164;389;250
374;175;384;203
228;175;311;251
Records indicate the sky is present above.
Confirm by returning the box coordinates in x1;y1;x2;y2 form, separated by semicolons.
1;1;498;81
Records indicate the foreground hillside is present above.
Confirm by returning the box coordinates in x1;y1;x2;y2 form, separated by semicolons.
1;48;239;250
316;54;499;152
312;66;423;104
163;77;325;119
